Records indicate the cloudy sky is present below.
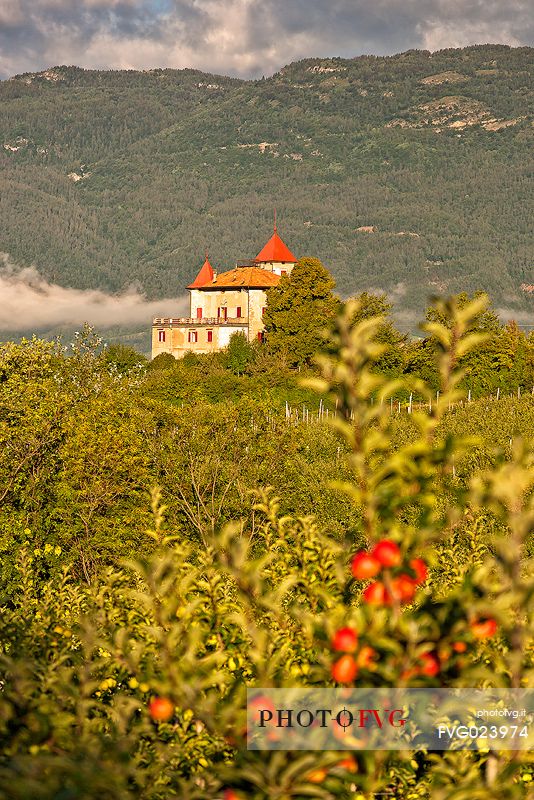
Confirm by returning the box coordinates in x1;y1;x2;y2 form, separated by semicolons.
0;0;533;80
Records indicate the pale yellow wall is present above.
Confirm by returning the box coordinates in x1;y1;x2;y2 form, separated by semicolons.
247;289;268;341
151;326;173;359
151;325;190;358
194;287;271;341
152;323;248;359
190;288;248;319
259;261;295;277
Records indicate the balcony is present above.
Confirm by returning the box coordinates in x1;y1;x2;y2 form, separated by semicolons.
153;316;248;326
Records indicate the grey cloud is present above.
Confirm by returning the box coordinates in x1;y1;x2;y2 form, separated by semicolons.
0;0;532;80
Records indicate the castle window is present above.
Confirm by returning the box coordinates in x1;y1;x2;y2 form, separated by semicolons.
261;307;266;317
236;306;242;318
281;270;287;276
207;330;213;343
218;307;228;320
196;307;203;319
158;330;165;342
257;331;264;342
188;330;198;343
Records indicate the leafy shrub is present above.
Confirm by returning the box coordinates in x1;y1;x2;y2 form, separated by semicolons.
0;296;533;798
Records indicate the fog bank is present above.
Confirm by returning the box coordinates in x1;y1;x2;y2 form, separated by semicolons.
0;256;187;332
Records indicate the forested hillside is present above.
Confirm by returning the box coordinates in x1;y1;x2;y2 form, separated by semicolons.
0;45;533;323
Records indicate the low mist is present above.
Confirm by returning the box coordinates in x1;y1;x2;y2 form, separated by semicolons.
0;256;188;333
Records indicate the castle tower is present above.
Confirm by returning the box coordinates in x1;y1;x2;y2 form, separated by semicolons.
254;221;297;276
188;254;214;288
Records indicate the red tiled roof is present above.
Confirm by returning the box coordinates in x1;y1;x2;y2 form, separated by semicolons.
188;256;214;288
196;267;281;289
255;230;297;263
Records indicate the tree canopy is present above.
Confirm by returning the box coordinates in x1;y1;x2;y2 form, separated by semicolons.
263;257;339;365
225;332;255;376
343;292;407;375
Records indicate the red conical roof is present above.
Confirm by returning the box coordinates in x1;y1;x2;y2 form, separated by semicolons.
188;255;214;288
255;228;297;264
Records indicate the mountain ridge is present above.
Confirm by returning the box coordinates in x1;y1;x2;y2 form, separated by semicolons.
1;44;532;328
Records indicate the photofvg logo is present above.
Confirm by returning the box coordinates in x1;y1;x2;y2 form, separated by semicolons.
256;703;406;731
247;689;534;751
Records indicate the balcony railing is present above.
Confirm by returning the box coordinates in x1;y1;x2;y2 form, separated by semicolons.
153;316;248;326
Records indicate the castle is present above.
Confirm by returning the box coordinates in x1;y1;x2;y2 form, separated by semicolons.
151;225;297;359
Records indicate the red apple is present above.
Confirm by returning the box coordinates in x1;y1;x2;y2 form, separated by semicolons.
356;645;377;669
409;558;428;584
362;581;390;605
419;652;440;677
331;654;358;684
351;551;381;580
390;573;417;603
470;618;498;639
248;694;276;725
306;768;328;784
148;696;174;722
331;626;358;653
371;540;402;568
336;755;358;772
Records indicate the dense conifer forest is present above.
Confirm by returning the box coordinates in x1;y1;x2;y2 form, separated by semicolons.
0;44;533;332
